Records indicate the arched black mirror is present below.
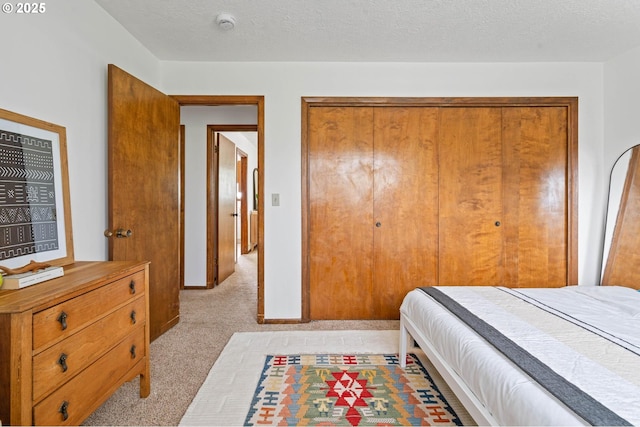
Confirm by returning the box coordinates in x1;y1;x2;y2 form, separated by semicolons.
601;144;640;287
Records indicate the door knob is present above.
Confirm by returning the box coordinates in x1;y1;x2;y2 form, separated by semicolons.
231;213;238;217
104;228;133;238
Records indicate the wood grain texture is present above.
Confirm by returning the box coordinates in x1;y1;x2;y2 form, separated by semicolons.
372;107;438;318
502;107;568;287
0;311;32;426
32;297;146;402
602;146;640;288
108;64;180;340
308;107;375;319
438;107;504;286
32;269;145;351
0;261;149;426
302;97;578;320
32;328;147;426
217;134;237;284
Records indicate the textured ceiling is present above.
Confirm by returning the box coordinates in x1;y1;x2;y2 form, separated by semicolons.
93;0;640;62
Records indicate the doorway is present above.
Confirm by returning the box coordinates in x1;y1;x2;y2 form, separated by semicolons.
207;126;257;286
173;96;265;323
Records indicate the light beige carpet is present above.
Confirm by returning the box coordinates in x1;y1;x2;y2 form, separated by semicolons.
84;250;406;426
179;330;474;426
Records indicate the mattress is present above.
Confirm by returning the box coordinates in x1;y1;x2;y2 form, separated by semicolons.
399;286;640;426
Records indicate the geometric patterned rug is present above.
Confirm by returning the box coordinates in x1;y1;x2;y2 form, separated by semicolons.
244;353;463;426
178;330;473;426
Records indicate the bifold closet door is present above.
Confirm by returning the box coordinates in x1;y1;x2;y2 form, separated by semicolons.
372;107;438;318
308;106;438;319
308;107;375;319
438;107;504;286
438;106;569;287
306;98;576;319
501;106;568;287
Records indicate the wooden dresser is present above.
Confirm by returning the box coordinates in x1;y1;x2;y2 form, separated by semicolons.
0;261;150;426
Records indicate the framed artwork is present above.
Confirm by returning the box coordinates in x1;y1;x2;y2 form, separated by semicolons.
0;108;74;269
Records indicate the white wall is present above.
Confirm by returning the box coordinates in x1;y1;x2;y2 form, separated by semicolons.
1;3;617;321
0;1;159;262
180;106;257;286
604;46;640;169
601;46;640;279
161;61;606;319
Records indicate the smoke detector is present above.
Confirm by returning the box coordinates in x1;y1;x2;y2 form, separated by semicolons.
216;13;236;30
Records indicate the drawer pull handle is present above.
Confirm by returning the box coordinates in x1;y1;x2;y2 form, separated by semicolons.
130;310;136;324
58;353;68;372
57;311;68;330
130;344;137;359
129;280;136;294
59;400;69;421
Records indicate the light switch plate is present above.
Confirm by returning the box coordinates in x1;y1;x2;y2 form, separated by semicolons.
272;193;280;206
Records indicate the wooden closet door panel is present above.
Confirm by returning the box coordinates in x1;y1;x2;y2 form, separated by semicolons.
308;107;375;319
502;107;568;287
439;107;504;286
372;107;439;318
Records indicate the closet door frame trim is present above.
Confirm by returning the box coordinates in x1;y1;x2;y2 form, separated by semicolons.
301;96;578;322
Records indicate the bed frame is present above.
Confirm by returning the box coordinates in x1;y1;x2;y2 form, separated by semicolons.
399;313;498;426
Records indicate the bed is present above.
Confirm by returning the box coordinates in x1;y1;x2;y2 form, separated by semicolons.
399;285;640;426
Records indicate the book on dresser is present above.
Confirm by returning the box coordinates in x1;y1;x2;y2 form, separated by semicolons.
1;266;65;289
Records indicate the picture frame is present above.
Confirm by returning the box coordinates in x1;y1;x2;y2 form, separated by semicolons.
0;108;74;269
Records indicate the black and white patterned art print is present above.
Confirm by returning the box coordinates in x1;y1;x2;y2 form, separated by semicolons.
0;129;59;261
0;110;71;270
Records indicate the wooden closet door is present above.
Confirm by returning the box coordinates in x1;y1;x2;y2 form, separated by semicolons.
502;107;568;287
438;107;504;286
372;107;439;318
308;107;375;319
304;97;576;319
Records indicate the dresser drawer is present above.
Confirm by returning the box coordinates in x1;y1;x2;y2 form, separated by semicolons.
32;270;145;351
32;296;146;402
33;326;147;426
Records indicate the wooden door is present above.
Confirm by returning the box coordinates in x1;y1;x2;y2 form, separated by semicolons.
308;107;375;319
217;134;237;284
438;107;504;286
502;107;568;287
372;107;439;318
107;64;180;340
308;106;439;319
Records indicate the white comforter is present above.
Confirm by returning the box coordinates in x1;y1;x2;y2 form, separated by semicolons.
400;285;640;426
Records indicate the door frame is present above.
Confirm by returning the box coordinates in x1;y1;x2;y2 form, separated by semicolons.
179;125;186;289
172;95;265;323
207;125;256;288
301;96;578;321
237;148;250;255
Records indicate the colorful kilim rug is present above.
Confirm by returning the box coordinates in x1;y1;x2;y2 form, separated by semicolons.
244;353;463;426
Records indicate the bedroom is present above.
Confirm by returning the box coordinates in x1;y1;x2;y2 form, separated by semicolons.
1;0;640;425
